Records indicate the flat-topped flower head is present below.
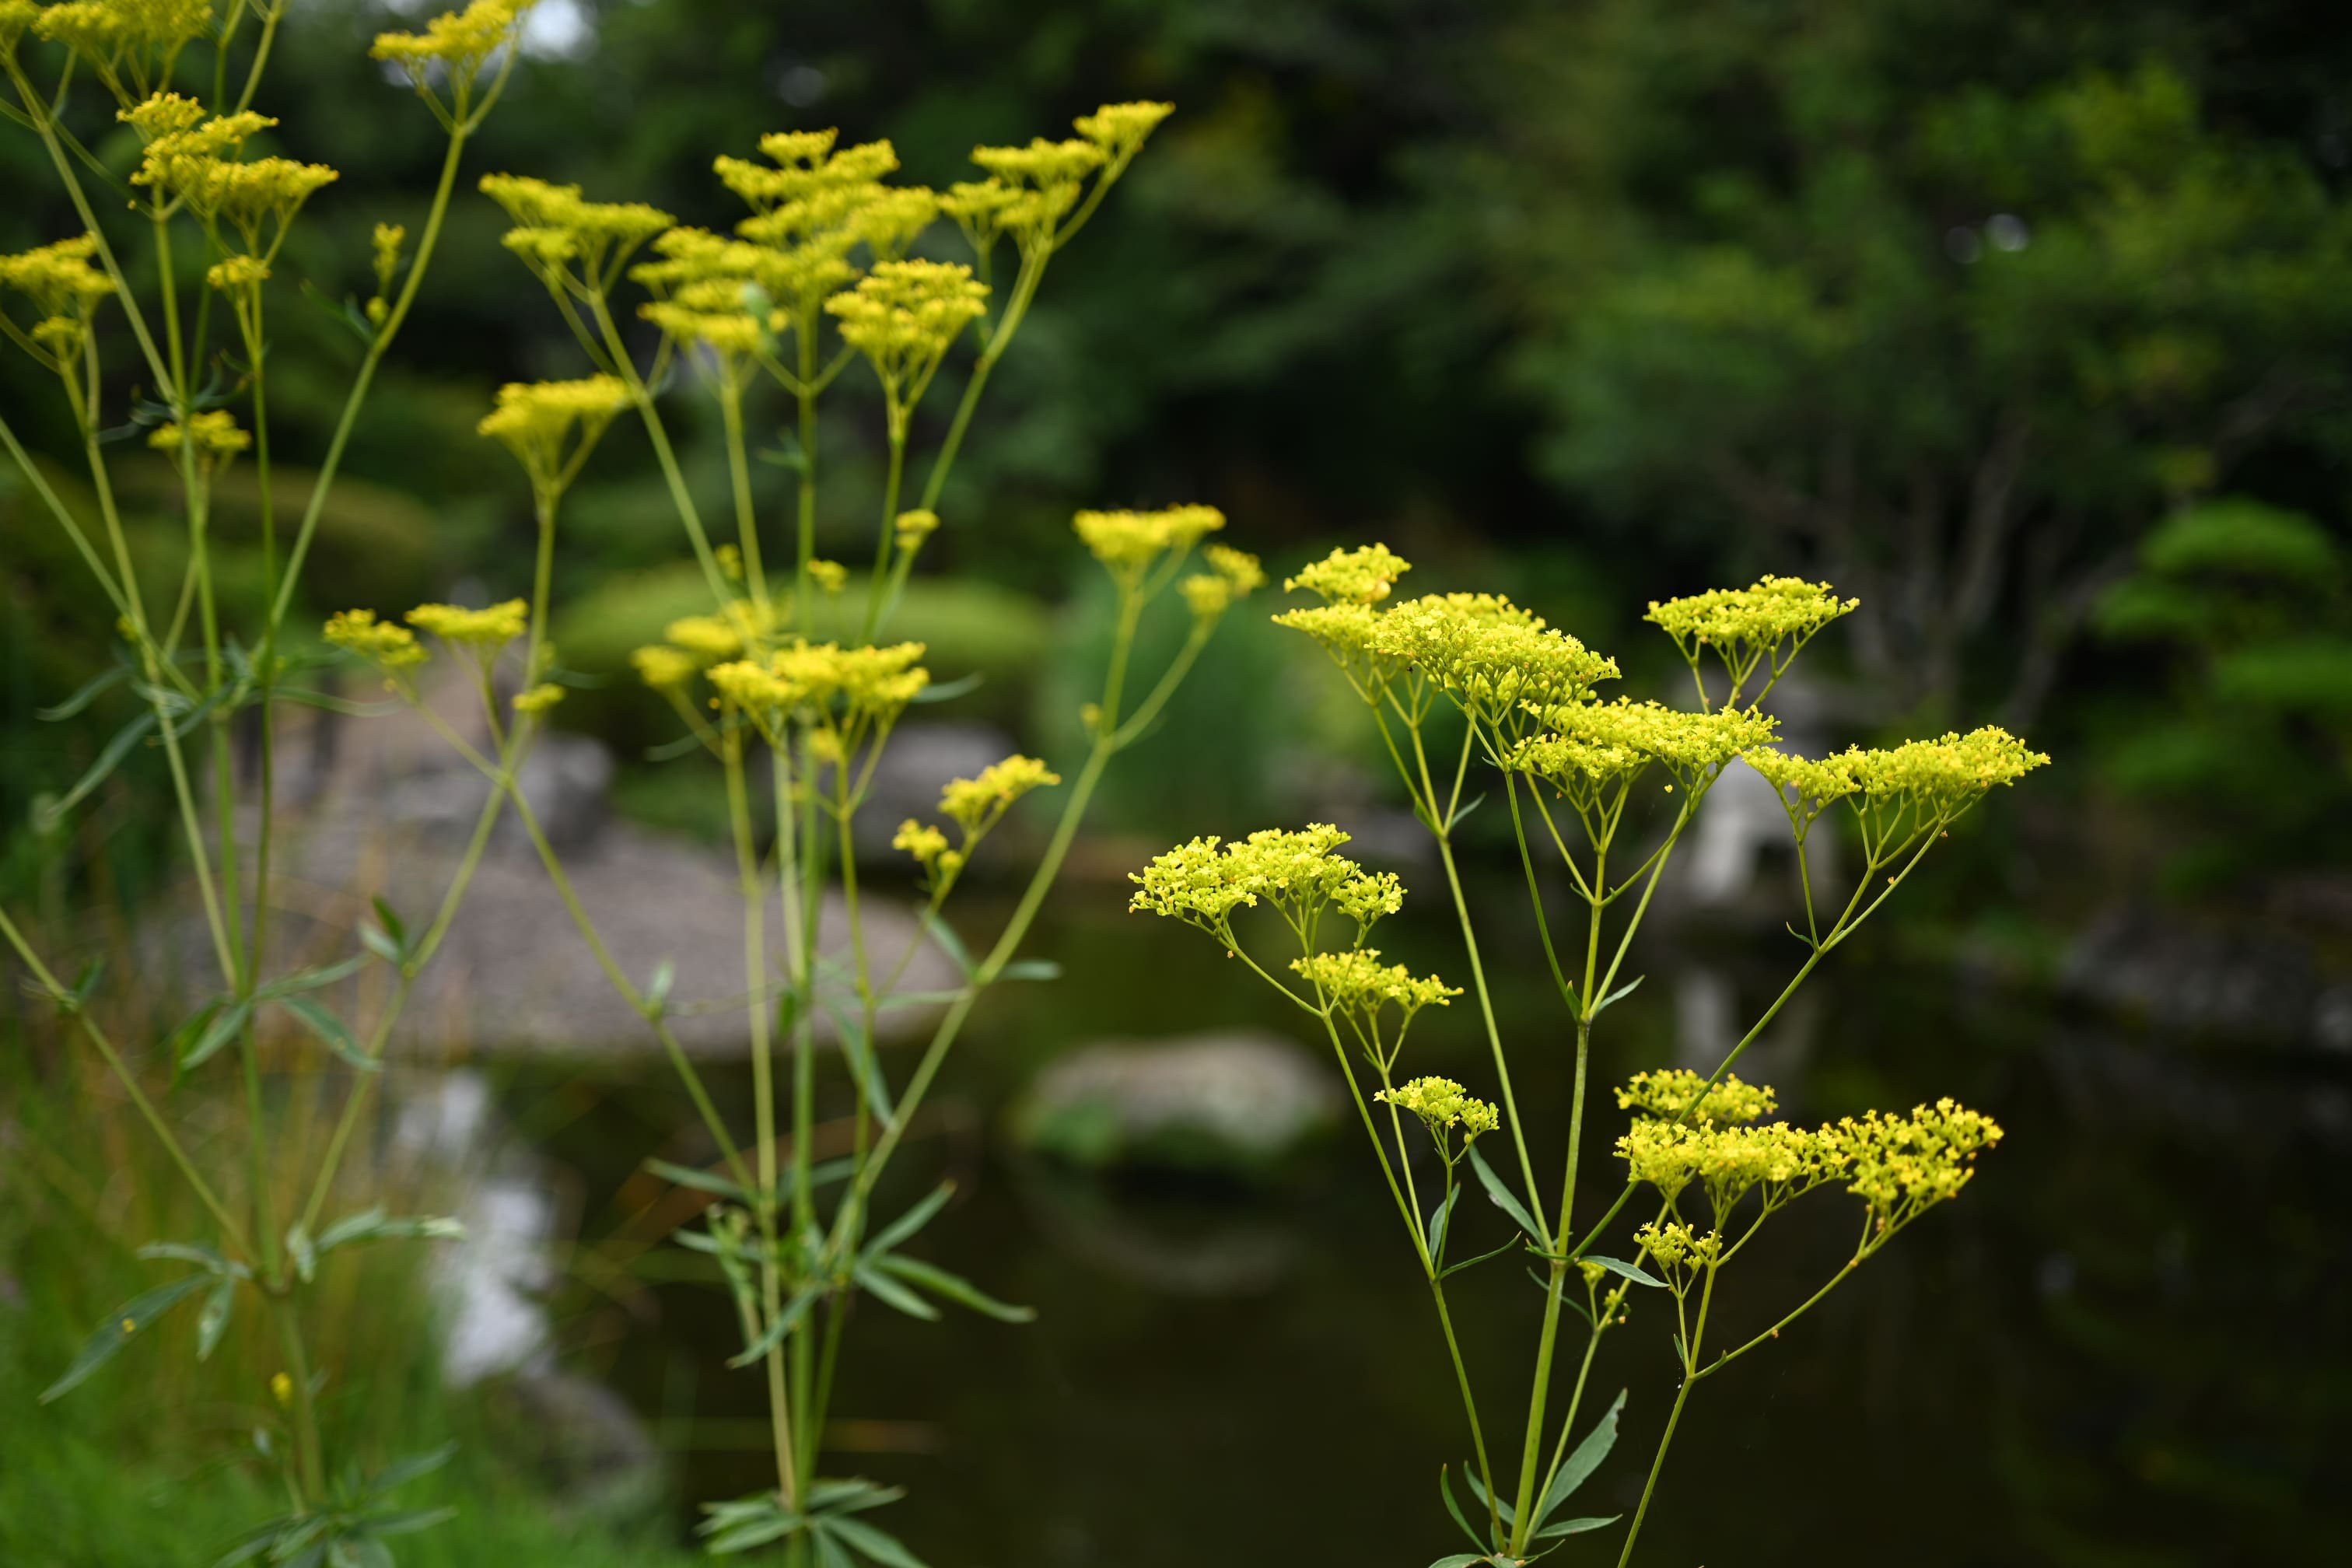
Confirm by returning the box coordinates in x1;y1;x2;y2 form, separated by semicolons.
1180;545;1266;620
972;135;1106;191
1292;948;1458;1025
1073;504;1225;589
1618;1116;1836;1215
408;598;526;649
0;0;42;50
1743;746;1863;838
1377;1076;1500;1146
716;134;899;213
149;410;250;461
1821;1098;2004;1233
1510;699;1777;803
1375;593;1619;736
940;754;1061;834
371;0;527;86
1285;543;1412;607
324;608;427;673
806;559;848;596
1617;1068;1776;1129
1633;1220;1722;1271
513;682;565;716
1073;101;1175;164
824;259;989;402
0;235;115;366
34;0;211;98
631;644;699;691
891;819;957;882
1647;576;1857;709
481;173;674;288
205;255;269;293
477;375;627;497
663;611;747;665
1843;726;2050;817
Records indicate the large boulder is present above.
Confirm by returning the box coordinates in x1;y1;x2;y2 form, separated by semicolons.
1010;1031;1343;1180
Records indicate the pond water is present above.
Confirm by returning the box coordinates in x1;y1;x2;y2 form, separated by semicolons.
481;869;2349;1568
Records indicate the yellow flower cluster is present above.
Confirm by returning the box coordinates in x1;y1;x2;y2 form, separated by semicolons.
660;606;767;666
0;0;39;49
481;173;675;289
891;818;957;880
122;98;339;240
1819;1100;2004;1223
205;254;269;293
1073;101;1176;163
940;754;1061;833
1073;504;1226;588
942;102;1169;258
1178;544;1268;620
0;234;114;366
513;682;565;716
371;0;526;82
894;509;940;550
713;133;919;311
1129;823;1400;943
32;0;209;68
408;599;527;648
1747;725;2049;840
1290;948;1459;1022
631;644;700;691
323;609;428;672
1619;1117;1833;1214
707;641;929;730
1377;593;1619;731
1284;543;1413;606
476;375;628;497
1508;699;1778;801
1377;1076;1500;1141
1645;576;1856;658
148;410;250;459
632;229;785;357
1615;1069;1776;1128
824;259;989;400
1633;1220;1723;1270
367;222;406;324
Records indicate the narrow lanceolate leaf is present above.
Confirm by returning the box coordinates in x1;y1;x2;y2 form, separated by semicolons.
1461;1461;1517;1528
1437;1465;1489;1553
824;1514;931;1568
365;1506;459;1538
255;954;369;999
1426;1184;1462;1263
863;1181;954;1260
179;999;252;1072
919;912;972;979
990;957;1061;984
280;995;377;1072
1591;973;1645;1016
196;1276;236;1360
41;1274;210;1402
35;709;156;832
854;1263;942;1321
1578;1254;1664;1290
810;1531;857;1568
135;1240;236;1275
646;1157;751;1202
1426;1557;1492;1568
1535;1388;1627;1525
287;1221;317;1284
870;1255;1037;1323
1435;1232;1524;1282
1467;1143;1544;1244
704;1514;799;1555
366;1442;458;1496
1531;1514;1621;1542
726;1286;823;1369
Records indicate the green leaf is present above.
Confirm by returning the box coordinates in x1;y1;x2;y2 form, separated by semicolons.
810;1531;856;1568
919;912;972;979
196;1276;236;1360
1435;1232;1523;1281
37;658;138;721
870;1255;1036;1323
40;1273;210;1402
179;998;251;1071
863;1181;954;1260
1531;1515;1620;1542
910;671;984;705
726;1285;823;1369
1591;973;1645;1016
1580;1254;1664;1289
805;1478;905;1514
364;1506;457;1538
872;989;967;1013
1426;1558;1492;1568
705;1515;799;1554
646;1158;751;1202
1462;1462;1517;1528
1436;1465;1490;1553
316;1210;464;1254
1467;1143;1544;1244
991;957;1061;983
645;958;677;1013
1426;1184;1461;1263
824;1514;930;1568
288;1220;317;1284
367;1442;457;1496
818;993;897;1127
853;1262;940;1321
1444;791;1488;831
358;921;404;967
279;996;376;1072
1535;1388;1626;1525
135;1240;237;1274
34;709;156;833
369;896;408;952
256;954;369;999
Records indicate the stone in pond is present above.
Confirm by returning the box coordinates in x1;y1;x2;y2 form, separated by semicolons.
1012;1031;1342;1178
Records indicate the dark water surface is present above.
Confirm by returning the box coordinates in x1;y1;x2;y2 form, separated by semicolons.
492;873;2350;1568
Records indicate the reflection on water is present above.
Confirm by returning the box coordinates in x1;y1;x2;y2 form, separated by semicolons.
482;877;2350;1567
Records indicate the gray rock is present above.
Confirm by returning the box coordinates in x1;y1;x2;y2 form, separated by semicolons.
1011;1031;1343;1178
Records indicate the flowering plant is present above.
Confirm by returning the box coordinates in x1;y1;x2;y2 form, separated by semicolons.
5;4;1241;1563
1133;548;2046;1564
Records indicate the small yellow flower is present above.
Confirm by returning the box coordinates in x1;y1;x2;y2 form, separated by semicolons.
939;754;1061;834
407;599;527;649
324;608;429;672
514;683;565;715
148;410;250;459
632;645;700;691
807;559;849;595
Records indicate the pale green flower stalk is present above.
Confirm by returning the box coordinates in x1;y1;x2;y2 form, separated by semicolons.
1142;546;2047;1563
0;3;536;1560
427;100;1220;1564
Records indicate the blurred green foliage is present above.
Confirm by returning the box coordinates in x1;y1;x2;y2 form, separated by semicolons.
6;0;2351;901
